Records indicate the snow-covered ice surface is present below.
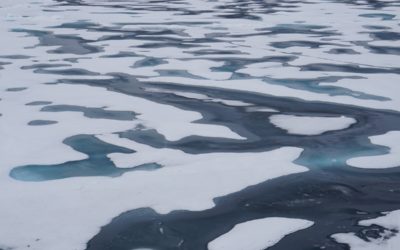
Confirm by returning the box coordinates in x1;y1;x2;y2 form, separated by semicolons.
269;115;356;135
208;217;313;250
333;210;400;250
1;0;400;249
347;131;400;169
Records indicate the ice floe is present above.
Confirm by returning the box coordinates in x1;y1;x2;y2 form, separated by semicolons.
208;217;313;250
269;115;356;135
348;131;400;169
333;210;400;250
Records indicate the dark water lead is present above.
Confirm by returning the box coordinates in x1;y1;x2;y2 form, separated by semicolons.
28;120;58;126
6;87;27;92
86;166;400;250
25;101;53;106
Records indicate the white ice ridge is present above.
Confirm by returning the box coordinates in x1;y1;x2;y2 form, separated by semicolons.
347;131;400;169
208;217;313;250
269;115;356;135
0;133;307;250
333;210;400;250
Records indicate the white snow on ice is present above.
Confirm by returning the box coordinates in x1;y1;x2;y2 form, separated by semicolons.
347;131;400;169
208;217;313;250
333;210;400;250
269;115;356;135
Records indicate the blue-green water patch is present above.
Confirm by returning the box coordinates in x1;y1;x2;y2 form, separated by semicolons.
10;135;161;181
41;105;137;120
360;13;396;21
